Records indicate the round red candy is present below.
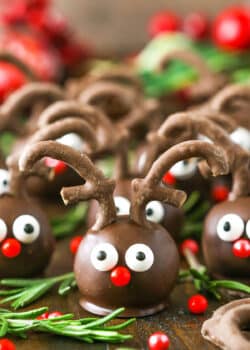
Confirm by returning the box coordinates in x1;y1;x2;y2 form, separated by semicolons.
148;11;181;37
110;266;131;287
232;239;250;258
48;311;62;319
70;235;83;254
0;62;27;103
0;338;16;350
148;331;170;350
183;12;209;40
1;239;21;258
180;239;199;255
188;294;208;314
212;6;250;50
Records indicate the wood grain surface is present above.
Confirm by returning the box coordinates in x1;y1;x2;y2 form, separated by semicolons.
7;202;229;350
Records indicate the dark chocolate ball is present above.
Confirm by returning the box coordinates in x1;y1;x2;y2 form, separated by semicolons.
0;194;54;277
74;216;180;317
202;197;250;280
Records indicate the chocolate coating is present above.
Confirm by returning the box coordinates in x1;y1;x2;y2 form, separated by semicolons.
202;298;250;350
202;197;250;280
0;194;54;277
87;178;184;241
74;216;180;317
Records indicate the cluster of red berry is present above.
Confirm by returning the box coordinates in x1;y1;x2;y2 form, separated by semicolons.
148;5;250;51
1;0;90;68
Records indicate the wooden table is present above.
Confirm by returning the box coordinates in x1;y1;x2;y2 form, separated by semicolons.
8;202;225;350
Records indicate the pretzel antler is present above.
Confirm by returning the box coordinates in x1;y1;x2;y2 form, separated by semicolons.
0;52;37;80
0;82;64;133
131;140;229;226
209;83;250;112
38;100;127;156
157;49;226;100
66;66;142;98
28;118;97;153
19;141;117;231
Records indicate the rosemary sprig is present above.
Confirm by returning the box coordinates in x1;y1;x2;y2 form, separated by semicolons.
51;203;87;238
180;247;250;299
0;307;134;343
182;191;210;239
0;272;76;309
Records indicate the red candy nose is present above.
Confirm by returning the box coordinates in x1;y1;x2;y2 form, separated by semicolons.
162;171;176;186
110;266;131;287
1;238;22;258
211;185;229;202
232;239;250;259
44;157;67;175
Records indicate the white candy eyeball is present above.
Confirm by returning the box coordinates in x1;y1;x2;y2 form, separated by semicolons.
114;196;130;216
13;215;40;244
230;127;250;151
170;159;197;180
0;169;10;195
145;201;165;223
125;244;154;272
56;133;83;151
246;220;250;239
0;219;7;242
217;214;244;242
90;243;119;271
137;151;147;171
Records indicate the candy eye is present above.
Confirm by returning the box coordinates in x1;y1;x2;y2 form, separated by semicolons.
230;127;250;151
246;220;250;239
170;159;197;180
217;214;244;242
56;133;83;151
90;243;119;271
0;169;10;195
125;244;154;272
114;196;130;216
0;219;7;242
145;201;165;223
13;215;40;244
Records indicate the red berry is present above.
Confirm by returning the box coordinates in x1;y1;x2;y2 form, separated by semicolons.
162;171;176;186
110;266;131;287
0;62;27;103
232;239;250;258
148;331;170;350
48;311;62;319
211;185;229;202
70;235;83;254
37;312;49;320
0;339;15;350
183;12;209;40
212;6;250;50
180;239;199;255
148;11;181;37
1;239;21;258
44;157;67;175
188;294;208;314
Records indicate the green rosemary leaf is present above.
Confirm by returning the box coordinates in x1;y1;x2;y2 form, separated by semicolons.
183;191;201;213
0;318;8;337
51;203;87;238
209;280;250;294
58;277;76;296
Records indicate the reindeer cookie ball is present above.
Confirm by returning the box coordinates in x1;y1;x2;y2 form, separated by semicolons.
203;198;250;280
201;127;250;280
19;138;227;317
0;159;54;278
0;194;54;278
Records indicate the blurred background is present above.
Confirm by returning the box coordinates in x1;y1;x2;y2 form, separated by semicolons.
54;0;241;55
